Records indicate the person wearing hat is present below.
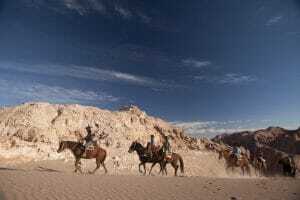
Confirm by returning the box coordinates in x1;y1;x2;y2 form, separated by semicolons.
163;135;172;159
83;125;97;150
232;142;241;162
146;135;156;158
258;151;266;163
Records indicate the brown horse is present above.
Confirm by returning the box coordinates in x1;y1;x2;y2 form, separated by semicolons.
57;141;107;174
161;152;184;176
253;157;267;176
218;148;250;176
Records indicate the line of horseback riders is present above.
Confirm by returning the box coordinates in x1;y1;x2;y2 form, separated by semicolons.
57;124;296;177
217;141;296;177
57;124;184;176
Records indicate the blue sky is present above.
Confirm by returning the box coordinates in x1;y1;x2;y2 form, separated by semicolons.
0;0;299;136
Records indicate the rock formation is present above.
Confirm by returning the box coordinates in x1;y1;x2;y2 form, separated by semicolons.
212;127;300;174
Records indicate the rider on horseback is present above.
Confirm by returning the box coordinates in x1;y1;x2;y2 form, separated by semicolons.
232;142;241;163
146;135;156;158
258;151;266;163
163;135;172;160
83;125;97;151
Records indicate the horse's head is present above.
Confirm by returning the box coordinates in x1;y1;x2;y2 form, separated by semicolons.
57;141;67;153
128;141;140;153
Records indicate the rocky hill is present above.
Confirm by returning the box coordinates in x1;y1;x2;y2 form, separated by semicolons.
0;102;231;177
212;127;300;174
0;102;187;159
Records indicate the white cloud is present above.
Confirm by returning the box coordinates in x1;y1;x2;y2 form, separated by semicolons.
182;58;211;68
173;120;261;138
0;62;173;89
193;73;257;85
217;73;257;85
266;15;283;26
25;0;150;22
0;79;118;104
114;5;132;19
62;0;106;15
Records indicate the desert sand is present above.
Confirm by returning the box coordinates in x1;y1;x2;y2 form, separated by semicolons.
0;160;299;200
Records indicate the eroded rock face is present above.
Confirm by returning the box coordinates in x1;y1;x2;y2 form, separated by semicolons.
0;102;205;164
212;127;300;174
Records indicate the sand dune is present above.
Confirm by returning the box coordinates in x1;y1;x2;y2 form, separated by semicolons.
0;160;299;200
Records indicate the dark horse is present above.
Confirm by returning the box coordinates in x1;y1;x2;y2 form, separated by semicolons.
57;141;107;174
278;156;296;177
253;156;267;177
128;141;165;175
128;141;184;176
161;152;184;176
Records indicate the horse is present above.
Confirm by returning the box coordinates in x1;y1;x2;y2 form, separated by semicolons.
253;156;267;176
57;141;107;174
128;141;165;175
278;156;296;177
218;148;251;176
161;152;184;176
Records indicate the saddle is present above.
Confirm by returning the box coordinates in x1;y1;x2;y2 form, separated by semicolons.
231;153;242;165
145;145;160;159
165;153;172;161
81;143;97;157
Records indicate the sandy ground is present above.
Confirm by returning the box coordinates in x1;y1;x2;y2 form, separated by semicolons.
0;160;299;200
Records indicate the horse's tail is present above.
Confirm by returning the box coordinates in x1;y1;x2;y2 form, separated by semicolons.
178;154;184;174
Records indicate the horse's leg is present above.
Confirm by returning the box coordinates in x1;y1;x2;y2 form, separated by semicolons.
138;163;143;173
101;161;108;174
90;158;101;174
159;161;167;176
164;162;168;175
75;158;83;174
74;159;78;173
158;162;163;175
143;163;146;175
149;162;156;176
171;161;178;176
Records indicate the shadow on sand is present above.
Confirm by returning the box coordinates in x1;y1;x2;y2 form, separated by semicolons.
0;167;25;172
35;166;62;173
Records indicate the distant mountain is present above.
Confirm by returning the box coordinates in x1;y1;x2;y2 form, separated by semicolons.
212;126;300;173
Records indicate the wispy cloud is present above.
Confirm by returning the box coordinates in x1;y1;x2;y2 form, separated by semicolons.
137;12;152;24
182;58;211;68
114;5;132;19
25;0;150;22
266;15;283;26
173;120;265;138
218;73;257;85
0;62;175;90
193;73;257;85
0;78;118;104
63;0;108;15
